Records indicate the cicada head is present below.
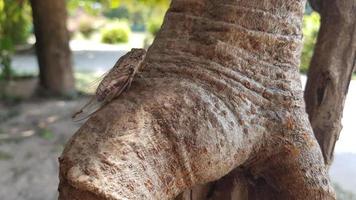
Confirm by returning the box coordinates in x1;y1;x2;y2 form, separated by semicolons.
128;48;146;61
114;48;146;69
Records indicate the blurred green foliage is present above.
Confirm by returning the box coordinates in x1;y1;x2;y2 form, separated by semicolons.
0;0;32;80
68;0;169;15
78;20;96;38
0;38;14;80
68;0;169;33
0;0;32;45
301;12;320;73
67;0;104;15
147;16;163;36
108;5;147;32
101;20;131;43
104;6;130;19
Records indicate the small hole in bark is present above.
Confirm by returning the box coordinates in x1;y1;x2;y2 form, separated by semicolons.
243;128;249;134
322;178;328;185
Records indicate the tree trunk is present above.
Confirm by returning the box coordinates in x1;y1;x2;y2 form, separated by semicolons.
30;0;75;96
308;0;322;13
190;0;356;198
304;0;356;165
58;0;335;199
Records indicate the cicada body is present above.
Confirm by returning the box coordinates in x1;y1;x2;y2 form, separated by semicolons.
72;48;146;121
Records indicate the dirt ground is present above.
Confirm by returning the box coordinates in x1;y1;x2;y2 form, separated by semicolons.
0;97;88;200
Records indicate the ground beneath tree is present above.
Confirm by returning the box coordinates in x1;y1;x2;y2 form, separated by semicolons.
0;97;87;200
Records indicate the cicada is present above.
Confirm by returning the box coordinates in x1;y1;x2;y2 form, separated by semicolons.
72;48;147;121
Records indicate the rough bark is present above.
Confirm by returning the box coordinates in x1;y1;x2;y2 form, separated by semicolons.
193;0;356;198
304;0;356;165
30;0;75;96
58;0;335;199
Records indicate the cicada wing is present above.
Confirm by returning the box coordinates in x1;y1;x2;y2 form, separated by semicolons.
80;71;110;94
72;97;105;122
96;66;134;101
104;75;133;104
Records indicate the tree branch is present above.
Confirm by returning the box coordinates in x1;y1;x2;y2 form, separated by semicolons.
304;0;356;165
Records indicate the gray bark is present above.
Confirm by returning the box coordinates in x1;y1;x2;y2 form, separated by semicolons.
58;0;335;199
304;0;356;165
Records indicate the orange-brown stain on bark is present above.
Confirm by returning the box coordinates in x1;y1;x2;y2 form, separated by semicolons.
144;180;154;192
285;116;295;130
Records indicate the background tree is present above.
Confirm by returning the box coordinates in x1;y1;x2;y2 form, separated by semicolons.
195;0;356;198
30;0;75;96
304;0;356;165
58;0;335;199
0;0;32;80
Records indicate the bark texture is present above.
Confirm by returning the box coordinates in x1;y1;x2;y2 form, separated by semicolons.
304;0;356;165
194;0;356;197
30;0;75;96
58;0;335;199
